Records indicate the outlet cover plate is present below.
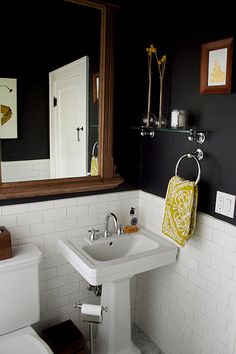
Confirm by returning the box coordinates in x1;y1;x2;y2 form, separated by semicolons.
215;191;235;218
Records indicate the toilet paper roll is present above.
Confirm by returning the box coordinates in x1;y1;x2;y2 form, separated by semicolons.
81;303;102;316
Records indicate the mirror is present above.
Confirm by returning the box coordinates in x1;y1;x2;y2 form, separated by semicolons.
1;0;100;182
0;0;123;200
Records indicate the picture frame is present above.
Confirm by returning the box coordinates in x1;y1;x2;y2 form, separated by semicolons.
92;72;99;103
200;37;233;94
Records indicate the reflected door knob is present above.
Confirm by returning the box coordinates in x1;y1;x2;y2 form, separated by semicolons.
76;126;84;141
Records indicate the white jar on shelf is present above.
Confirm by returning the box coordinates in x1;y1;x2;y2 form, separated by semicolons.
178;110;187;128
171;109;187;129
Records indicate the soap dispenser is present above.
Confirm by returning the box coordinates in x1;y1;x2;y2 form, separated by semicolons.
123;207;139;234
130;207;138;226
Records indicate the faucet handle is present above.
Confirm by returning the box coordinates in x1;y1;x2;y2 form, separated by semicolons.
88;228;99;241
103;229;111;238
116;224;124;236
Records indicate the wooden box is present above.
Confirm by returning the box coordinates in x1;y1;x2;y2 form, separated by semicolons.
42;320;86;354
0;226;12;261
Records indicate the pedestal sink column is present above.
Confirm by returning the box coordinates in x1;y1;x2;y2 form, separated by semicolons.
95;277;141;354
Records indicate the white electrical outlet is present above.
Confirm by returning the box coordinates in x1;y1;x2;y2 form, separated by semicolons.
215;191;236;218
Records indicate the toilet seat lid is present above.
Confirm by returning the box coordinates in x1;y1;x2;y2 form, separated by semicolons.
0;333;53;354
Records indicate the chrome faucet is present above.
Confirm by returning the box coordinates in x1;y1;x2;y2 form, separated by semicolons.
103;212;118;237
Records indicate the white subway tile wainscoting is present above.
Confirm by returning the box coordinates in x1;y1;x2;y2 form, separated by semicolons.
1;189;236;354
1;159;50;182
137;191;236;354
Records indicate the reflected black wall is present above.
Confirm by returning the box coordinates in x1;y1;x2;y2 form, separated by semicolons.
0;0;100;163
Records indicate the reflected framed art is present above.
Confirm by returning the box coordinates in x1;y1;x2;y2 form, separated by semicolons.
0;78;17;138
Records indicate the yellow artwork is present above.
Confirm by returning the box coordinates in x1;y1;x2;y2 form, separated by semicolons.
1;104;13;126
210;60;225;84
0;78;17;138
200;37;233;94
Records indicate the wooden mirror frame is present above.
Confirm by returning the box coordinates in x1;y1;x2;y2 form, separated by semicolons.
0;0;123;201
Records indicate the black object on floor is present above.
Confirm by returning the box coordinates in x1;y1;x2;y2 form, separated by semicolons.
42;319;86;354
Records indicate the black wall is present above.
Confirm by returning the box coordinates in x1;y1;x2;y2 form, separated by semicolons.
0;0;100;162
2;1;236;228
113;7;236;225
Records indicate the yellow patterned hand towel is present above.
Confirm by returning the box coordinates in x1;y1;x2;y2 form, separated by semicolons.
161;175;198;246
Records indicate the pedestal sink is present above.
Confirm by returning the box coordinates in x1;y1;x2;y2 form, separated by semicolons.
58;228;178;354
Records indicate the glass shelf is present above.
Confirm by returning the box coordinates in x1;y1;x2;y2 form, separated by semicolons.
131;126;208;144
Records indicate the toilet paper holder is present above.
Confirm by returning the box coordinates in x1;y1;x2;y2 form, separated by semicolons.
74;303;108;354
74;303;108;324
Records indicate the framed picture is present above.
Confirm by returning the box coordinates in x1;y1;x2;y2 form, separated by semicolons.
200;37;233;94
92;72;99;103
0;78;17;138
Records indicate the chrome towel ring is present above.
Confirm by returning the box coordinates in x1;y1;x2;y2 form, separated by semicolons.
175;153;201;185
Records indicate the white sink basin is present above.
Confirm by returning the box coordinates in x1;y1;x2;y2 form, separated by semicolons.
58;228;177;285
82;233;159;261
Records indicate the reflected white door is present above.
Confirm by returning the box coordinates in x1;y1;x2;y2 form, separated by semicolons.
49;56;88;178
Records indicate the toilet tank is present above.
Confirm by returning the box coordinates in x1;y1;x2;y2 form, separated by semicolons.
0;244;42;335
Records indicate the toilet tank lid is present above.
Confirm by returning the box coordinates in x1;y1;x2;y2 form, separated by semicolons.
0;244;42;273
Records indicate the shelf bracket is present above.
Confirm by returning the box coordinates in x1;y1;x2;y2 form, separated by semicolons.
188;130;206;144
140;127;155;138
